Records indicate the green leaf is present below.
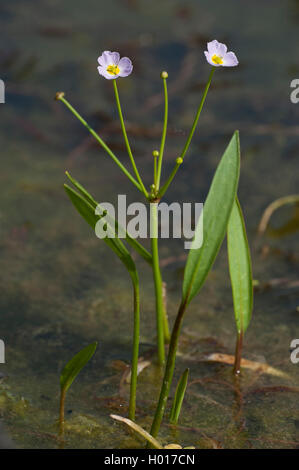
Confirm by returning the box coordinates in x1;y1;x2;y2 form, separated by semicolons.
64;184;138;283
227;198;253;334
182;131;240;305
60;342;97;393
65;172;152;265
169;368;189;424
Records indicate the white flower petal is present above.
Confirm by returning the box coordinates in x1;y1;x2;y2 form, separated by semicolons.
118;57;133;77
110;52;120;65
217;42;227;57
205;40;239;68
204;51;214;66
97;51;113;66
97;50;133;79
207;40;220;56
222;51;239;67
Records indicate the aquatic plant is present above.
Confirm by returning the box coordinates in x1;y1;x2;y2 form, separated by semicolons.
56;39;254;442
227;199;253;374
63;173;141;421
59;342;97;435
150;131;241;438
169;368;189;425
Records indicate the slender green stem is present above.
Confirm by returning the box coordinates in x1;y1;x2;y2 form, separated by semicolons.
162;284;170;344
158;160;182;198
153;154;158;188
56;94;142;193
179;68;215;161
129;278;140;420
113;80;148;198
150;202;165;365
156;77;168;190
158;68;215;197
150;300;187;438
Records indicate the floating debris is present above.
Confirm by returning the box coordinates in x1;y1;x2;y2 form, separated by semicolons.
204;353;290;378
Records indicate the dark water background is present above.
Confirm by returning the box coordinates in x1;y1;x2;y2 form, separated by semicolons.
0;0;298;448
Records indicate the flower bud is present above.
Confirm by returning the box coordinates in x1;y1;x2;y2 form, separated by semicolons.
55;91;65;101
152;150;159;158
160;71;168;79
176;157;183;165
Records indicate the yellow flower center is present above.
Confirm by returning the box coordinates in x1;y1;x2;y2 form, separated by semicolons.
106;64;120;75
211;54;223;65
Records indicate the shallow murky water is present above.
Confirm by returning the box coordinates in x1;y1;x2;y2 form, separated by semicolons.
0;0;298;448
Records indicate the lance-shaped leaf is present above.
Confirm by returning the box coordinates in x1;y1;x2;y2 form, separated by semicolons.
59;342;97;434
227;198;253;335
60;342;97;394
65;171;152;265
182;131;240;305
64;184;138;282
169;368;189;424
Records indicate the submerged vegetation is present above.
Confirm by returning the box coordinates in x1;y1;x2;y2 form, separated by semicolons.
59;342;97;435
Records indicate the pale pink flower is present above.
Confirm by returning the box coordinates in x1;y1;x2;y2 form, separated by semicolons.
204;40;238;67
97;51;133;79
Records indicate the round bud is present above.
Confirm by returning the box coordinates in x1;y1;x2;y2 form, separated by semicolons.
152;150;159;158
160;71;168;79
176;157;183;165
55;91;65;101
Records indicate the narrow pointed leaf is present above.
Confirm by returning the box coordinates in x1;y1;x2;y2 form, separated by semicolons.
169;368;189;424
227;198;253;334
65;172;152;265
60;342;97;393
182;131;240;305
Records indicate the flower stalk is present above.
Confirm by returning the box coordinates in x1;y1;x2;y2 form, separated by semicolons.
158;68;215;196
158;157;183;198
56;93;142;193
150;202;166;365
156;72;168;190
129;277;140;420
113;79;148;198
152;150;159;188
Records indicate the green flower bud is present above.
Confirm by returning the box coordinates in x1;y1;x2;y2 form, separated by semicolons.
160;71;168;79
152;150;159;158
176;157;183;165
